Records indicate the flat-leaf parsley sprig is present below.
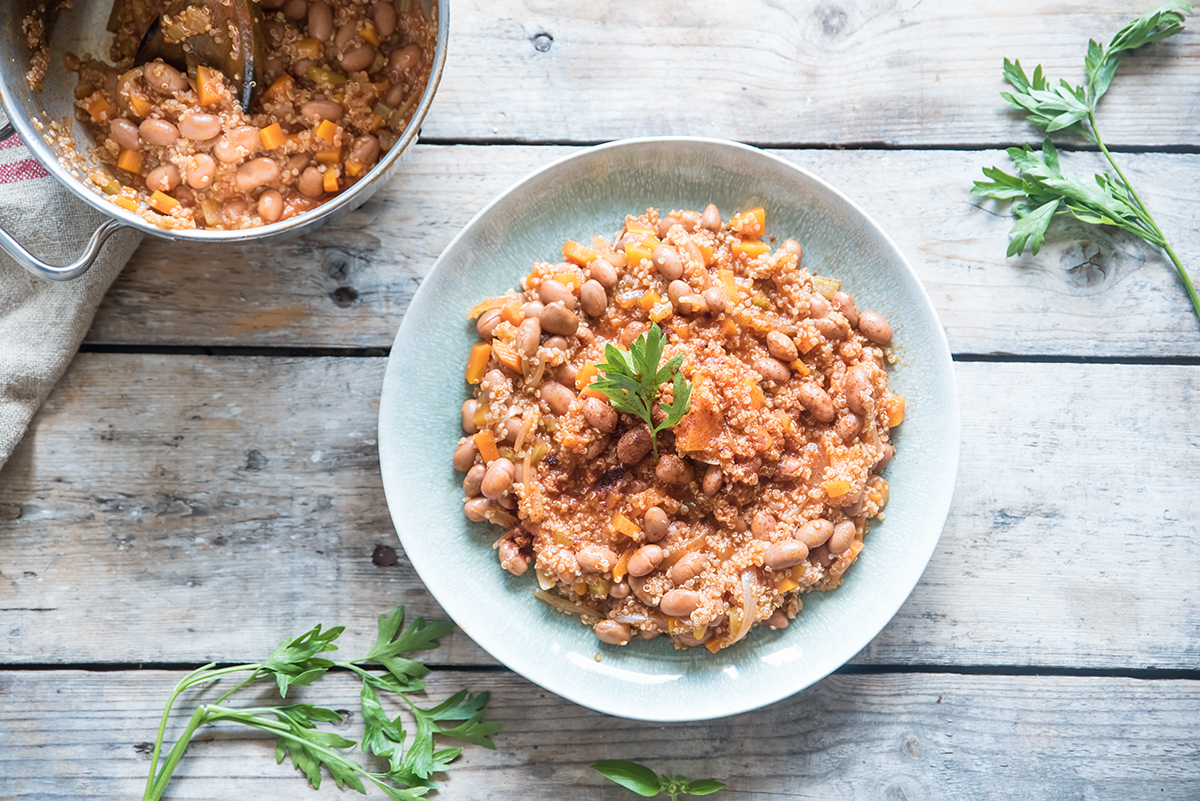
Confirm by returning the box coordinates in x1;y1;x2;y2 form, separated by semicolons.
971;2;1199;325
591;760;725;799
591;323;691;459
141;606;500;801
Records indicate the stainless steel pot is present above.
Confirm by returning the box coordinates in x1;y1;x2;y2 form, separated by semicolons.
0;0;447;281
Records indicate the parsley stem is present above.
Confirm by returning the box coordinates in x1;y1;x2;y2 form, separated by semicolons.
146;706;210;801
1089;111;1200;326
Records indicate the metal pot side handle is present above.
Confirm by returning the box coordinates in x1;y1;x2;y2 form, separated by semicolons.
0;120;131;282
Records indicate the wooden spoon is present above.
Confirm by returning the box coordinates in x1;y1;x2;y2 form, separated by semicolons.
134;0;267;109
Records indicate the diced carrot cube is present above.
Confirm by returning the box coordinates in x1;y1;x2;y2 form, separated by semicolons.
611;513;641;539
499;301;523;326
733;240;770;258
112;195;139;211
116;149;144;174
730;207;766;238
649;303;673;323
315;119;340;142
705;639;722;654
196;65;223;106
84;94;116;122
561;240;598;267
553;271;582;291
465;342;491;384
473;430;499;464
147;191;179;213
639;291;660;312
323;167;340;193
824;479;851;498
315;147;341;164
263;75;294;103
259;123;286;150
128;94;153;118
774;576;800;593
492;340;523;374
884;396;905;427
718;269;740;302
574;362;599;392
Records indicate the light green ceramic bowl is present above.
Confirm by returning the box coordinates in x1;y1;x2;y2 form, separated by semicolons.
379;137;959;722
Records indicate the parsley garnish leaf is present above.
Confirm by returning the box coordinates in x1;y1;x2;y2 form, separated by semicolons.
973;2;1200;326
591;760;726;800
591;323;692;459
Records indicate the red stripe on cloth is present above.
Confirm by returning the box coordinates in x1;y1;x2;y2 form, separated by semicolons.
0;157;51;184
0;133;26;151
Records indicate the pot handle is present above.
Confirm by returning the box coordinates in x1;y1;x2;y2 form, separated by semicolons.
0;121;131;282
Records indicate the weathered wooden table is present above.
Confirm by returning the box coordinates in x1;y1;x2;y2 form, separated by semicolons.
4;2;1199;798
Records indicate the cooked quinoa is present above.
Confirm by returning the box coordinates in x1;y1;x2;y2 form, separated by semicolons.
454;204;904;652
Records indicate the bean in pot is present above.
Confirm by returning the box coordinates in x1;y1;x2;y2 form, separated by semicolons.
836;411;863;443
340;45;376;72
580;280;607;317
145;164;180;192
335;21;359;49
582;397;617;432
780;239;803;260
522;301;544;319
373;1;397;37
845;365;874;416
751;510;776;539
282;0;307;20
660;589;700;617
537;279;575;309
809;294;829;319
655;455;693;485
829;520;857;554
874;443;895;473
627;544;663;578
669;552;706;586
702;464;722;496
214;127;260;163
178;112;221;141
301;100;344;124
143;61;186;95
594;619;631;645
667;279;690;307
452;437;478;472
185;154;216;189
481;457;515;499
235;158;281;192
702;286;726;314
798;518;834;549
515;317;541;357
498;539;528;575
767;610;790;629
797;382;836;423
109;118;141;151
347;134;380;167
463;497;491;523
539;381;575;416
461;399;481;433
642;507;669;542
222;199;248;225
701;203;721;231
387;44;423;81
858;311;893;344
754;357;791;383
298;167;325;198
834;291;859;327
308;1;334;41
539;302;579;336
476;308;502;339
138;118;178;147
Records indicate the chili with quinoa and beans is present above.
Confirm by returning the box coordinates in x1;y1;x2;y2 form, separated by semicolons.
62;0;435;230
454;204;904;652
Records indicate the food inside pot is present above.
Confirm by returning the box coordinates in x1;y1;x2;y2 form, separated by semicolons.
62;0;436;230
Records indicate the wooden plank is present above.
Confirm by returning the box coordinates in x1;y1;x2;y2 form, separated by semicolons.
88;145;1200;356
2;669;1198;798
426;1;1200;147
2;355;1197;669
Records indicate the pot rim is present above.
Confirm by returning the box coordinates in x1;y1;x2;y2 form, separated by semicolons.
0;0;448;242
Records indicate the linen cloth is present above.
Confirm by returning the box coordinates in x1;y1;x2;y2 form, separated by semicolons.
0;131;142;470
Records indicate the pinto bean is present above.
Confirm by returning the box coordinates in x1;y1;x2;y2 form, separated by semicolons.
461;399;481;434
751;510;776;539
798;518;835;549
235;158;281;192
669;552;706;586
257;190;284;223
594;619;632;645
766;330;798;362
874;443;895;473
834;291;859;327
829;520;857;554
845;365;874;416
537;278;575;309
481;457;515;499
858;310;893;344
463;497;491;522
307;1;333;40
702;464;722;496
178;112;221;141
655;455;693;485
452;437;479;472
617;426;653;465
143;61;186;95
642;507;669;542
301;99;344;124
586;258;618;288
580;279;607;317
539;302;579;336
660;589;700;617
387;44;423;81
767;609;790;629
651;244;683;281
798;382;836;423
340;44;376;72
544;336;569;351
755;357;791;384
145;164;181;192
627;544;663;578
138;118;178;146
780;239;803;260
347;134;380;167
498;539;528;575
702;286;726;314
667;279;690;307
577;544;618;573
109;118;141;151
701;203;721;232
476;308;502;339
373;1;397;37
765;539;809;570
836;411;863;443
539;381;574;416
515;317;541;357
777;455;803;480
809;294;829;319
281;0;307;20
298;167;325;198
608;580;630;599
214;126;260;163
582;397;617;433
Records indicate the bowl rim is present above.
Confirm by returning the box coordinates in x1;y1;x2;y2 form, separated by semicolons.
379;136;961;721
0;0;448;242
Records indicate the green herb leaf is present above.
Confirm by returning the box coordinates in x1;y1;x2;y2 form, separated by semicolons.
976;3;1200;326
590;760;664;797
683;779;727;796
261;623;341;698
403;691;500;779
591;323;693;459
